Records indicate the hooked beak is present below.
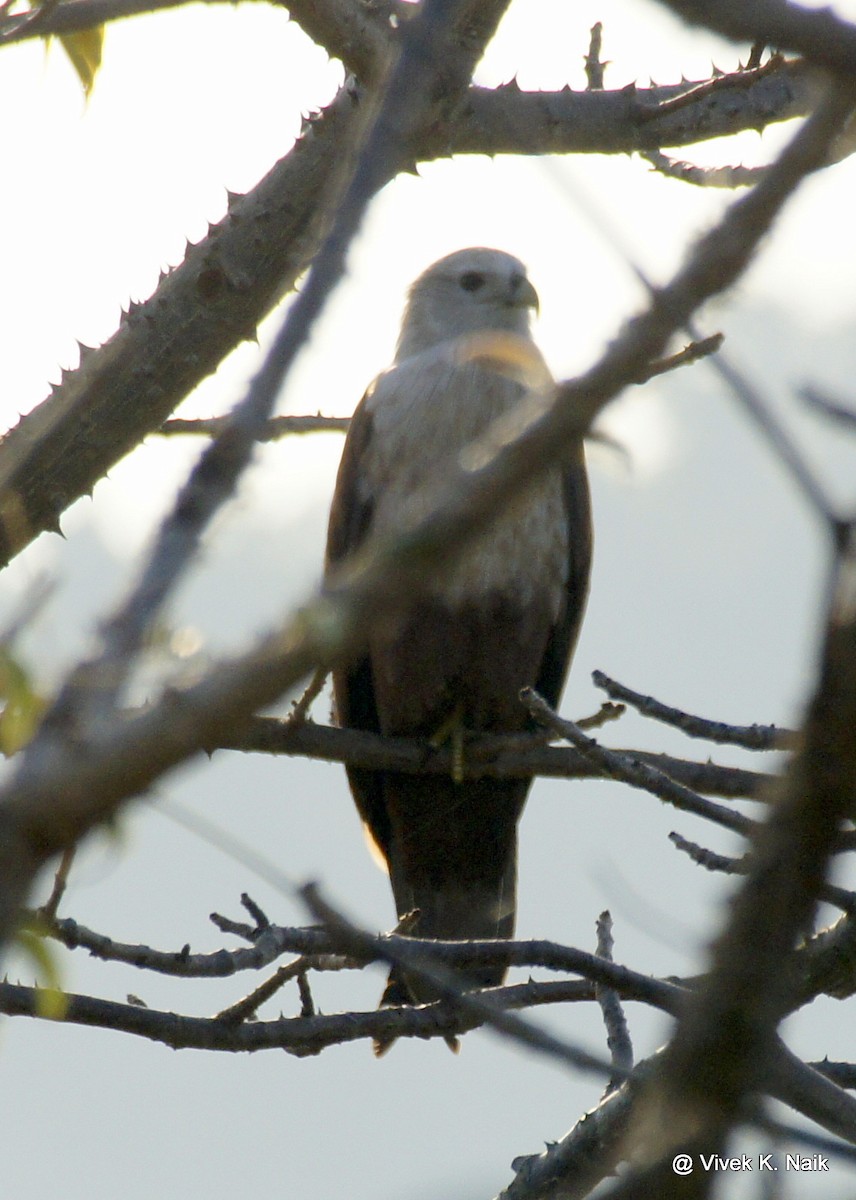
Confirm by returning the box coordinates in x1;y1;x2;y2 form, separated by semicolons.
510;273;540;315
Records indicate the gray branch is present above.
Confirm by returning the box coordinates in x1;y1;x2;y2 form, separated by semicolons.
0;60;822;569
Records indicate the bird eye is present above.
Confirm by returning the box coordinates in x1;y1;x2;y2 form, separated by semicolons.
459;271;485;292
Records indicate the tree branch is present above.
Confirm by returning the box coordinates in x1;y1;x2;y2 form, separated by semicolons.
592;670;797;750
0;0;394;78
0;69;846;958
0;76;371;568
522;690;756;838
0;60;823;570
449;58;820;157
216;716;771;798
660;0;856;75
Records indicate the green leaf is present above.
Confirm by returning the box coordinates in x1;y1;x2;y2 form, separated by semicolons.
15;925;69;1021
0;645;46;756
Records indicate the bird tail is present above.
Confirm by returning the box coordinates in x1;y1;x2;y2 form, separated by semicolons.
373;775;525;1053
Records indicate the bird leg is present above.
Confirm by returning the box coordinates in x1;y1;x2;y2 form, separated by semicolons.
429;701;467;785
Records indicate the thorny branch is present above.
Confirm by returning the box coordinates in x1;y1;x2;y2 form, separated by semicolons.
0;40;851;962
3;4;856;1196
217;714;770;798
0;54;821;567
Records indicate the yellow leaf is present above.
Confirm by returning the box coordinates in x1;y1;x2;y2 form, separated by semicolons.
59;26;104;97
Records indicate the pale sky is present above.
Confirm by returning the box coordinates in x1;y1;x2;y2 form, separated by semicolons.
2;3;856;1198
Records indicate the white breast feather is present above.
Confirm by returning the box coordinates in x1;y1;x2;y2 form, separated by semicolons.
363;346;568;616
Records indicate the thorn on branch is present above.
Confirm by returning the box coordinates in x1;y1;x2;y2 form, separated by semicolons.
746;41;766;71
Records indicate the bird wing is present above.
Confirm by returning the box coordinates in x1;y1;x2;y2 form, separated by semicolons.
324;384;392;865
534;442;593;708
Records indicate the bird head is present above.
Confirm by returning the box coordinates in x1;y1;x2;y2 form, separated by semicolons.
395;248;539;361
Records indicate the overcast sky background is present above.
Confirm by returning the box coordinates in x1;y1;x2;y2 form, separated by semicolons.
2;2;856;1197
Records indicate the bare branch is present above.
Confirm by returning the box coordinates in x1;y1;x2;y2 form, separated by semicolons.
0;77;370;568
630;333;724;381
0;970;653;1057
584;21;606;91
643;149;765;188
669;832;856;915
451;58;820;158
159;335;723;445
595;911;635;1093
522;689;756;838
800;385;856;431
0;59;822;570
592;670;797;750
159;414;351;440
32;912;687;1009
659;0;856;75
0;0;393;78
218;716;771;797
1;75;847;957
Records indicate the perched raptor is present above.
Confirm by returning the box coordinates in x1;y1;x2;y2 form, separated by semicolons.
325;248;592;1028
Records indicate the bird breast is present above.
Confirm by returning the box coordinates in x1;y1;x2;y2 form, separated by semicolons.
362;352;569;618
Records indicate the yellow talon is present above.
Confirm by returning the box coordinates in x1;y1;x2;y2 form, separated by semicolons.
429;702;466;785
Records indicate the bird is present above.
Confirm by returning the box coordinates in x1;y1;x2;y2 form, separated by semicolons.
324;248;592;1045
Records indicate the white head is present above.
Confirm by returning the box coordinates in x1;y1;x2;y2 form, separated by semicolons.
395;247;539;361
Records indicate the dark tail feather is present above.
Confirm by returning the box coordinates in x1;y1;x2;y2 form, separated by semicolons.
372;774;526;1054
374;973;459;1055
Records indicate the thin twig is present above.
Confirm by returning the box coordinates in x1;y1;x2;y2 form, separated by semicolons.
38;847;75;920
643;150;764;188
215;954;350;1023
631;333;723;381
521;688;756;838
592;670;797;750
300;881;618;1081
595;911;634;1094
668;832;856;914
584;21;606;91
633;55;787;124
285;668;328;727
800;385;856;431
158;414;351;440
